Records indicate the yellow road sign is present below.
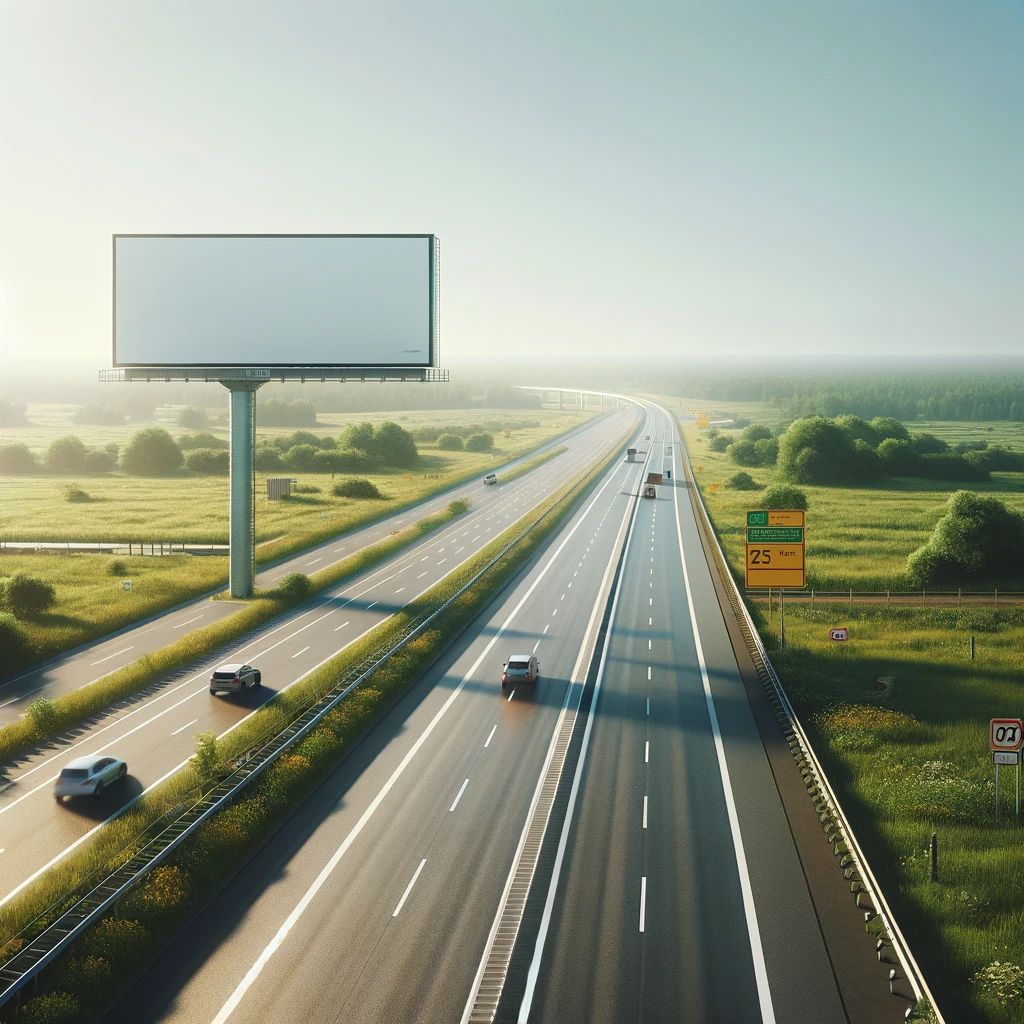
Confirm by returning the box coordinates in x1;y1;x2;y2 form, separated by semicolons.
745;544;805;571
746;510;805;527
746;567;806;587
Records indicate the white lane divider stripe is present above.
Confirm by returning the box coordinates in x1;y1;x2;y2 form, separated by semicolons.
449;779;469;813
643;795;648;828
392;859;427;917
90;646;134;666
484;725;497;748
645;741;649;762
333;621;350;632
170;719;199;737
291;646;310;659
211;458;627;1024
667;412;776;1023
173;616;202;629
507;689;516;702
640;876;647;932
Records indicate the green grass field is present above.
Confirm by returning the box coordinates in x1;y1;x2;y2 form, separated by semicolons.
676;416;1024;591
0;408;592;672
667;396;1024;1022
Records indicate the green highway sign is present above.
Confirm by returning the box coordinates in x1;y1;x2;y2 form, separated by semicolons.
747;511;768;526
746;526;804;543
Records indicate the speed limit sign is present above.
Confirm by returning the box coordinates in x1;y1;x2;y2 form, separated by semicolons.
990;718;1024;752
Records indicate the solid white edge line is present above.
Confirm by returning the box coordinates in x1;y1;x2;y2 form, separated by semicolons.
392;858;427;917
665;406;776;1024
515;414;652;1023
211;445;630;1024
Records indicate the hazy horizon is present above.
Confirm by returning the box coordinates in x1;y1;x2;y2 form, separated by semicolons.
1;2;1021;374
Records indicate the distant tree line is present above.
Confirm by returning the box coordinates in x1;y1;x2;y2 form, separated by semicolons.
714;416;1024;486
669;373;1024;421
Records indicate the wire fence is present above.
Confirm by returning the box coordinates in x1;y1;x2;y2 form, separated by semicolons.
746;587;1024;611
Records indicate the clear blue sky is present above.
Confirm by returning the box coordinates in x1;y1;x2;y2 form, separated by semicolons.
0;0;1020;372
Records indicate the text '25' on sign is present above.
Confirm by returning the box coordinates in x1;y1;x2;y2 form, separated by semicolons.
990;718;1024;752
745;509;806;589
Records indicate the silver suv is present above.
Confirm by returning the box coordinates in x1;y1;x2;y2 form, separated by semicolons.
502;654;539;689
210;663;261;695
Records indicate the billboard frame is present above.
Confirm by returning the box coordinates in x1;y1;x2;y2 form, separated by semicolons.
112;233;440;370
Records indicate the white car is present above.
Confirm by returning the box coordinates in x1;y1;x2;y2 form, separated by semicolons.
210;663;261;695
502;654;540;689
55;755;127;799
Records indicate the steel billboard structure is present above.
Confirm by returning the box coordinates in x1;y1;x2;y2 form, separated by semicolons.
104;234;444;597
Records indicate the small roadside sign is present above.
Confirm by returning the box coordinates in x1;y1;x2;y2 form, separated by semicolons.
990;718;1024;751
121;580;132;592
994;751;1021;766
829;627;849;641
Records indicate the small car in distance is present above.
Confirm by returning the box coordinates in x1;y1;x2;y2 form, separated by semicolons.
55;755;127;799
502;654;539;689
210;663;261;695
483;473;498;486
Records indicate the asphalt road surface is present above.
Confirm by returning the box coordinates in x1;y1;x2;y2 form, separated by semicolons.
0;408;637;914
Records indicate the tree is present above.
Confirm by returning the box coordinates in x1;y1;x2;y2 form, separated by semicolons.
0;442;37;474
3;573;56;618
876;438;919;475
777;417;860;485
312;449;349;473
177;407;208;429
281;444;320;472
256;398;317;427
834;415;878;445
726;471;761;490
907;491;1024;586
184;448;230;474
909;433;948;456
44;436;89;474
0;613;30;665
437;433;463;451
177;432;228;451
83;449;117;473
119;428;184;475
371;422;419;466
869;417;909;442
464;432;494;453
709;435;733;453
191;732;221;784
339;422;375;453
761;484;808;510
740;424;773;443
254;445;284;471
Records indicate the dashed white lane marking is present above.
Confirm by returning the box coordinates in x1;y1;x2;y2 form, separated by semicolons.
91;646;134;666
456;546;466;554
292;646;310;659
484;725;497;748
646;698;650;716
543;625;549;634
395;588;405;594
648;639;652;650
647;666;652;680
643;795;648;828
170;718;199;737
639;876;647;932
333;620;351;632
649;598;652;606
417;571;429;579
649;617;652;625
645;741;649;763
449;779;469;813
307;557;323;565
393;859;427;917
366;601;378;610
552;609;558;617
173;616;202;629
533;640;540;653
507;689;516;702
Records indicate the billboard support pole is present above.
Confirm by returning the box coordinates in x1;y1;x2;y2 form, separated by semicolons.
225;382;263;598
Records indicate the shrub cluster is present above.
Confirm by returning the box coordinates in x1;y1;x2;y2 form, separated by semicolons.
726;471;760;491
776;415;991;486
726;424;779;468
176;407;208;429
256;398;317;427
907;490;1024;586
253;423;418;475
0;573;56;619
332;478;384;500
119;428;183;476
415;421;526;442
0;438;119;475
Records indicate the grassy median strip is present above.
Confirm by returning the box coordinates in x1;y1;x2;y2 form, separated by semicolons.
0;423;632;1024
497;444;567;484
0;499;473;767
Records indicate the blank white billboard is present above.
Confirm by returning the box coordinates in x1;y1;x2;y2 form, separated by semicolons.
113;235;438;367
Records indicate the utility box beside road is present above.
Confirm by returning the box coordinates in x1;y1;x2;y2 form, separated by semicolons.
266;478;298;500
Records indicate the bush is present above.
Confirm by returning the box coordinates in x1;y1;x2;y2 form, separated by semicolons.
909;432;949;456
777;417;870;485
437;433;463;451
833;415;878;445
27;697;61;734
740;424;773;444
907;491;1024;586
183;448;230;474
709;435;733;452
726;471;761;490
0;612;31;664
761;484;808;511
81;918;150;964
119;428;183;476
278;572;313;600
281;444;320;472
176;407;208;429
191;732;220;783
4;573;56;617
83;449;116;473
869;416;910;442
44;435;88;474
63;485;91;503
272;431;334;451
292;484;320;494
965;446;1024;472
72;402;124;426
752;436;779;466
0;442;37;474
9;991;81;1024
332;478;384;500
176;432;228;451
254;445;283;471
447;498;471;515
338;422;375;452
106;558;128;576
918;453;988;481
876;438;919;475
312;449;349;474
370;421;419;466
464;432;494;453
333;448;375;473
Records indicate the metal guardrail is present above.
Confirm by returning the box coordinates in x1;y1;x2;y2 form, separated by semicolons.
673;415;944;1023
0;413;639;1009
748;588;1023;606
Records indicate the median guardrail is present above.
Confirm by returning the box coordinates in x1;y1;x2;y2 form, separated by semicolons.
673;410;944;1023
0;410;641;1009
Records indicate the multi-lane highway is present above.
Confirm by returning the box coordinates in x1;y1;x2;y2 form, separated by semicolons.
0;408;637;915
101;399;899;1024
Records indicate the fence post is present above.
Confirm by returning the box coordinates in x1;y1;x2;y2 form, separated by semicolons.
930;832;938;882
958;588;961;609
810;589;814;612
922;588;926;606
995;588;999;608
970;635;975;660
886;588;890;607
849;587;853;615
